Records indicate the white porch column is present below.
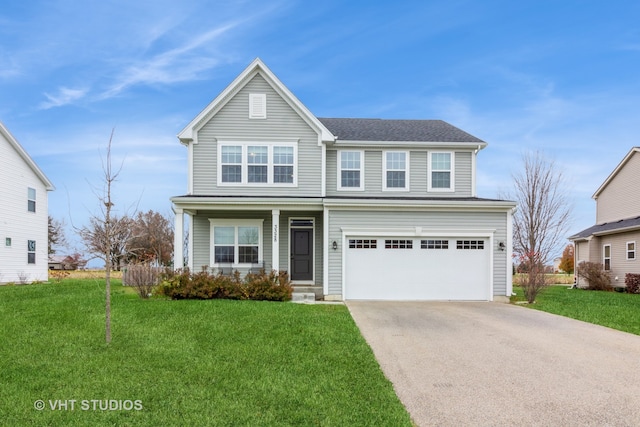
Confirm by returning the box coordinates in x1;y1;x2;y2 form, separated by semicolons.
173;207;184;270
271;209;280;271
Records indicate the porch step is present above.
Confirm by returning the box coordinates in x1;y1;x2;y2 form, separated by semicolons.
291;292;316;304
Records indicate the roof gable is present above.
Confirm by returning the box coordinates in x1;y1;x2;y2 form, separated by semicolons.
178;58;335;143
593;147;640;199
0;121;54;191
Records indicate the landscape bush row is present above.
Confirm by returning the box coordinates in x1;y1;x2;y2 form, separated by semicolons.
155;268;293;301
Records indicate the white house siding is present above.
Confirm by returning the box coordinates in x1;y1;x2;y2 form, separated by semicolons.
192;74;322;197
0;131;50;283
596;152;640;224
190;209;324;284
325;149;474;197
326;208;510;297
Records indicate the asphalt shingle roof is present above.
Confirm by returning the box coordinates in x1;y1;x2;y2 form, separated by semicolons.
317;118;485;143
570;216;640;240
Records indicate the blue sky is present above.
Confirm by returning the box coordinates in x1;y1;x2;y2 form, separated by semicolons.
2;0;640;258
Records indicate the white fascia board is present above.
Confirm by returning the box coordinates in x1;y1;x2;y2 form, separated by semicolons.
0;121;55;191
323;198;516;211
171;196;324;211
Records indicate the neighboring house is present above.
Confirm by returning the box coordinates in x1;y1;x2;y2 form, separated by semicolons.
0;121;55;283
48;254;86;271
570;147;640;287
171;58;516;301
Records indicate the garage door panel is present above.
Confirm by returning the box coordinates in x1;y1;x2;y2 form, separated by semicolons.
345;237;490;300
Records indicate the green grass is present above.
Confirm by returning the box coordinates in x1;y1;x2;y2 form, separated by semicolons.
512;285;640;335
0;279;412;426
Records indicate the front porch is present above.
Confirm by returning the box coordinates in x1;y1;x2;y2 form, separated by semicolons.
172;200;326;297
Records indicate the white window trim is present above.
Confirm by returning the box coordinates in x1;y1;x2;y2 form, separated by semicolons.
627;241;636;260
217;142;297;187
383;150;410;191
603;244;611;270
249;93;266;119
28;187;36;213
337;150;365;191
428;151;455;192
209;219;264;267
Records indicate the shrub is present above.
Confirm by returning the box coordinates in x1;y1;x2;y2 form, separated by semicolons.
576;262;612;291
156;268;292;301
625;273;640;294
50;270;70;283
124;264;161;299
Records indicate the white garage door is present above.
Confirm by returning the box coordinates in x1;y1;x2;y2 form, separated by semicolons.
345;237;490;300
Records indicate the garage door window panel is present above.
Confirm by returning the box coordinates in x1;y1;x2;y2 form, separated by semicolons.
349;239;377;249
421;239;449;249
385;239;413;249
457;240;485;250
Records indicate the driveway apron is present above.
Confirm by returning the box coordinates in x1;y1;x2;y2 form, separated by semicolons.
347;301;640;427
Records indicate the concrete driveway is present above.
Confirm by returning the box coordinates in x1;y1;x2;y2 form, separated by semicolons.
347;301;640;427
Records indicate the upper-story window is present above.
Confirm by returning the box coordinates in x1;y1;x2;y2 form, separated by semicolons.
218;142;296;186
28;187;36;212
338;150;364;190
428;152;454;191
383;151;409;191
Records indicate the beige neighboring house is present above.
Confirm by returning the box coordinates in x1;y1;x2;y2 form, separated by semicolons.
569;147;640;287
0;121;55;283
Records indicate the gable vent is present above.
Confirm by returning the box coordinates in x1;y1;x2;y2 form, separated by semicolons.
249;93;266;119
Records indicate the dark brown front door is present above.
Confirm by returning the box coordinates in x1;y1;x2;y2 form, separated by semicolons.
291;228;313;280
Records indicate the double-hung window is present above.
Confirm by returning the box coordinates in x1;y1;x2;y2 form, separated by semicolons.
627;242;636;260
28;187;36;212
218;142;296;186
384;151;409;190
429;152;454;191
210;220;263;266
27;240;36;264
603;244;611;270
338;150;364;190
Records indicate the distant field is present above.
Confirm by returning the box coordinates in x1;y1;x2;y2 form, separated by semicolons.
64;270;123;279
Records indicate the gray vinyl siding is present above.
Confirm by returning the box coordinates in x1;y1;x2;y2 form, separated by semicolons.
326;209;509;296
192;74;322;197
591;231;640;286
596;152;640;224
326;149;474;197
190;210;324;284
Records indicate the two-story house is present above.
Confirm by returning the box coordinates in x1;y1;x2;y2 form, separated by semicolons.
570;147;640;287
171;58;516;301
0;121;55;283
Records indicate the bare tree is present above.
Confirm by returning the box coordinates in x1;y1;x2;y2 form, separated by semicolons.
77;129;124;343
509;151;572;303
48;215;67;254
79;215;133;270
127;210;174;266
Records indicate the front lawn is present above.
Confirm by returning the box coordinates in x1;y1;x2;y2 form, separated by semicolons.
512;285;640;335
0;279;412;426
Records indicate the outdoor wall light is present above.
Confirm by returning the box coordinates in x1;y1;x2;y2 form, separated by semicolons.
332;241;338;250
498;242;505;251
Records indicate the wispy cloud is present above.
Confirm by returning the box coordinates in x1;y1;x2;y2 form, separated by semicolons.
39;86;89;109
100;23;239;99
